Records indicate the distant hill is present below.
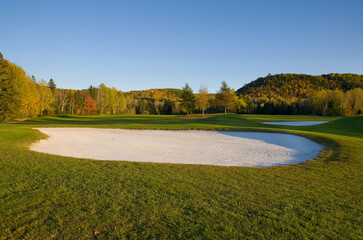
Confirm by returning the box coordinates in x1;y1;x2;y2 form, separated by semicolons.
125;88;183;100
236;73;363;98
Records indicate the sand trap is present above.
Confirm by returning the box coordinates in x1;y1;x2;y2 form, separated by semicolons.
30;128;323;167
263;121;328;126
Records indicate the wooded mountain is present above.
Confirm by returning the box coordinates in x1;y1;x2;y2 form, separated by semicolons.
236;73;363;98
125;88;182;100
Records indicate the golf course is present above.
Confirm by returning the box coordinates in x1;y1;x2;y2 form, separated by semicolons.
0;114;362;239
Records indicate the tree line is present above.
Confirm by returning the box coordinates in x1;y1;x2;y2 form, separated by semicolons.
0;55;54;121
237;88;363;116
1;54;362;121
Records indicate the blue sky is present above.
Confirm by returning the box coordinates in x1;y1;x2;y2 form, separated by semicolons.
1;0;362;93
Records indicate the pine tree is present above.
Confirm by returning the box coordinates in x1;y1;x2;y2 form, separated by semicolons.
215;81;237;115
48;79;56;92
88;85;96;99
180;83;196;115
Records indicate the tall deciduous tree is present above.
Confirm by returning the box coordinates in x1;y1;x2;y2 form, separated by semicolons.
312;90;331;116
0;57;39;120
37;80;54;116
196;86;209;117
347;88;363;115
215;81;237;115
0;58;18;121
84;96;97;115
236;96;247;113
105;87;118;114
180;83;196;115
330;89;347;116
96;83;107;114
55;89;69;113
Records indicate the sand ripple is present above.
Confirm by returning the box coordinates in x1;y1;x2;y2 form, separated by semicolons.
30;128;323;167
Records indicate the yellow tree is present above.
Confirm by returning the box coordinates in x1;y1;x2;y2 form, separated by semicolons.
0;58;19;120
0;56;39;120
330;89;347;116
21;78;39;118
236;95;247;113
96;83;107;114
117;91;126;114
346;88;363;115
107;87;118;114
37;80;54;116
312;90;331;116
196;86;210;117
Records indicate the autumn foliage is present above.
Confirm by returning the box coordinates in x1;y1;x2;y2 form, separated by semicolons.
1;52;362;121
83;96;97;115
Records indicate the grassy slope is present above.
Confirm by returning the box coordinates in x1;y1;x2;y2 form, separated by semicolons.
0;114;362;239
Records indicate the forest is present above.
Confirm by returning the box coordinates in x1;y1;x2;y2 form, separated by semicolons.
0;53;362;121
236;73;363;115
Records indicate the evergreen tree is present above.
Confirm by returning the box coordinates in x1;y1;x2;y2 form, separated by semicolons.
48;79;56;92
88;85;96;99
215;81;237;115
180;83;196;115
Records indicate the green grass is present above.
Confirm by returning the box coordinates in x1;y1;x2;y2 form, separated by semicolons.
0;114;362;239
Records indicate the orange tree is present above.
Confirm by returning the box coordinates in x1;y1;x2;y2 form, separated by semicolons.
84;96;97;115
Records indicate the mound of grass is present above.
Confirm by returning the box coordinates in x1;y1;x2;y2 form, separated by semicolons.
0;114;362;239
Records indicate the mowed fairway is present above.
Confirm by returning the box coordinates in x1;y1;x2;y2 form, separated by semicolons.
0;114;362;239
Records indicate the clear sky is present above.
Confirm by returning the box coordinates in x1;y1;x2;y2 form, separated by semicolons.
1;0;362;93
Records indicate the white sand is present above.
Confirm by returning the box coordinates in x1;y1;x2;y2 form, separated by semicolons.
30;128;323;167
263;121;328;126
